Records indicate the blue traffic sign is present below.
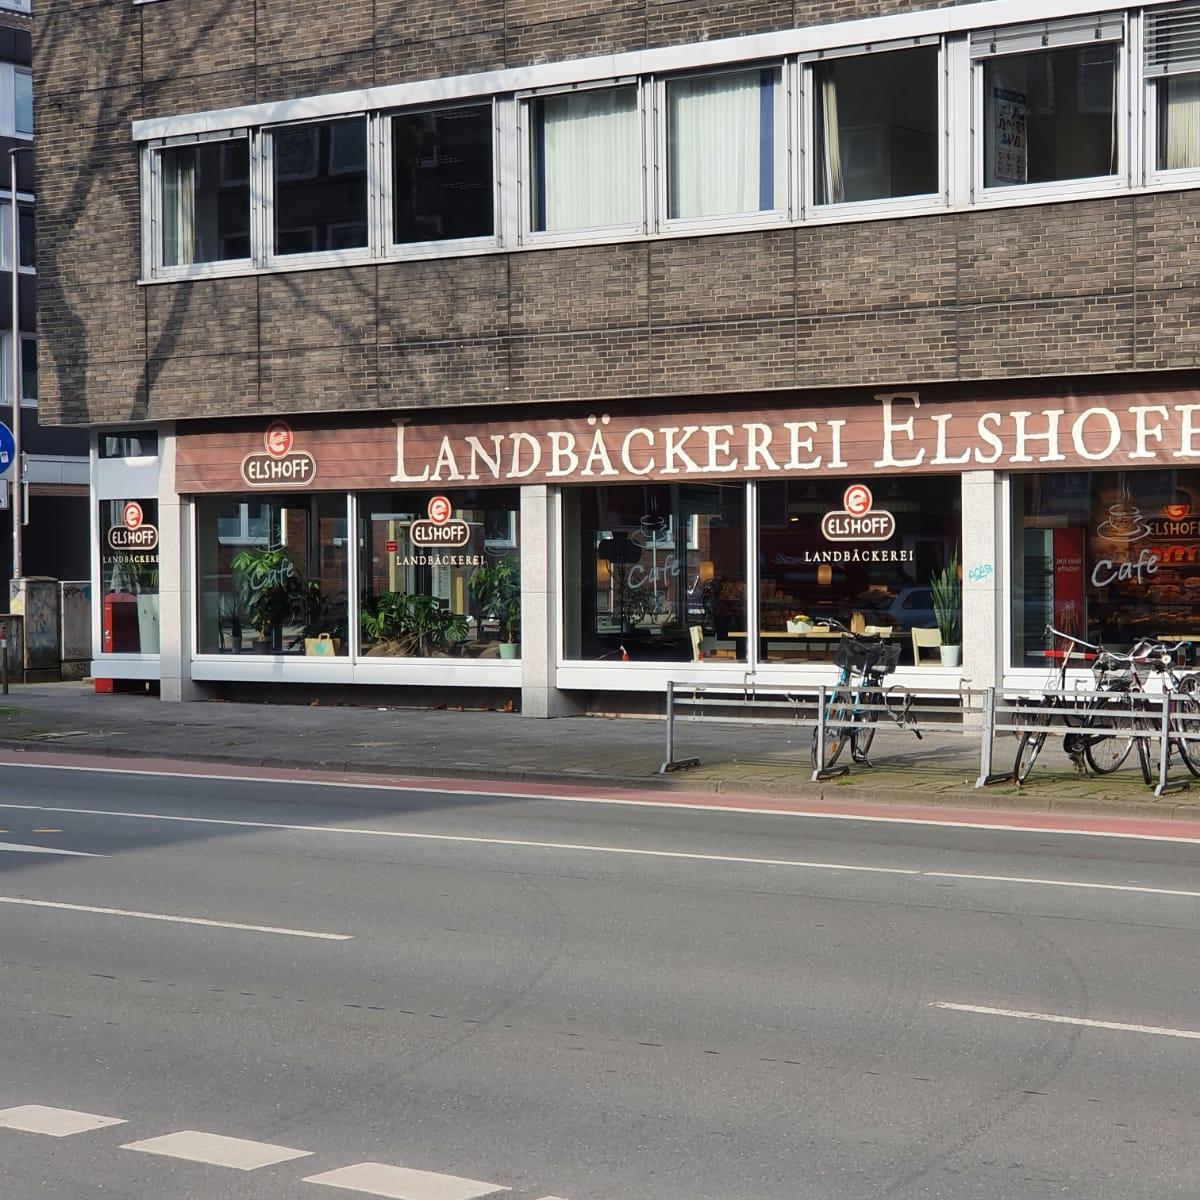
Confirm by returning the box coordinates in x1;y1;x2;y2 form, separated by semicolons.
0;423;13;477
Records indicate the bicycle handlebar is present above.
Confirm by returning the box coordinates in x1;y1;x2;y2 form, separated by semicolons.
1044;624;1100;652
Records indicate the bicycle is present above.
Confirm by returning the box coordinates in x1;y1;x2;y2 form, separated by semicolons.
811;620;922;771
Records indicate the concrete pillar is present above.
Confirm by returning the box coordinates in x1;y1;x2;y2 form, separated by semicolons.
520;484;576;718
157;425;201;702
961;469;1004;694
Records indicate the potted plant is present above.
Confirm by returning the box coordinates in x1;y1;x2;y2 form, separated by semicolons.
930;552;962;667
231;546;304;653
219;598;246;653
469;558;521;659
360;591;468;657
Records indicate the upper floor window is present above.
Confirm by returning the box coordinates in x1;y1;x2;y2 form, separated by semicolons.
665;65;782;221
1146;3;1200;174
13;68;30;137
974;15;1124;193
391;103;495;245
101;431;159;459
0;201;35;271
269;117;368;257
527;84;641;234
1;334;36;406
812;43;940;207
157;137;250;269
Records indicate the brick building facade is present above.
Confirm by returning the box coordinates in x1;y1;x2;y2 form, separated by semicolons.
36;0;1200;712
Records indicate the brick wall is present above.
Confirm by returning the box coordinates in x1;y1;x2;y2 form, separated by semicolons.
33;0;1200;427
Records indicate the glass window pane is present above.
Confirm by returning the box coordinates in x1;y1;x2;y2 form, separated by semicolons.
18;205;33;268
160;140;251;267
563;483;746;662
1157;73;1200;170
20;336;34;402
667;67;780;219
196;494;349;655
392;105;494;244
273;118;368;256
100;431;158;459
1011;470;1200;665
530;86;640;232
983;44;1118;188
815;46;938;205
13;69;31;136
757;477;961;665
99;499;159;653
358;489;520;657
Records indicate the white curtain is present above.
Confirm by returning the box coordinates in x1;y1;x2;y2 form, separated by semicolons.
536;88;639;231
819;72;844;205
162;149;195;267
667;69;770;219
1162;74;1200;171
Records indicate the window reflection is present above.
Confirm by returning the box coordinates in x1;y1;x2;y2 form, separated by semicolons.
273;118;369;255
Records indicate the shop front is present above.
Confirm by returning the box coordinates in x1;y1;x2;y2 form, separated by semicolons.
106;372;1200;709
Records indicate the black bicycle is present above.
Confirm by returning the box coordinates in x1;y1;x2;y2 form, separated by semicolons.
812;620;921;770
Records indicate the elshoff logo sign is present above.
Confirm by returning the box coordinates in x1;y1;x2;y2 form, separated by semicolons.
107;501;159;552
241;421;317;488
410;495;470;548
820;485;896;542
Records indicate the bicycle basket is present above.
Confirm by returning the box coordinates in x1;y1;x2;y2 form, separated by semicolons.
835;637;900;676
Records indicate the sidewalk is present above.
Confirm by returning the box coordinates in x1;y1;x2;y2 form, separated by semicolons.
0;682;1197;820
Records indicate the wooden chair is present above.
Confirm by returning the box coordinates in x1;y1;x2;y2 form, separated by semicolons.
911;626;941;665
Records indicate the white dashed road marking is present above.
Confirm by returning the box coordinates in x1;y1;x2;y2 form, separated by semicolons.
0;1105;125;1137
0;841;103;857
121;1130;313;1170
932;1001;1200;1041
304;1161;510;1199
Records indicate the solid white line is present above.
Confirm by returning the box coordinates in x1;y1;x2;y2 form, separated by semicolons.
0;895;353;940
0;801;1195;900
0;1105;126;1137
931;1001;1200;1041
122;1130;313;1170
2;756;1200;845
0;840;102;857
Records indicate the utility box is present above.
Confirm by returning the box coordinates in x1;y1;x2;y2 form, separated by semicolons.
60;580;91;681
0;612;25;681
10;577;62;680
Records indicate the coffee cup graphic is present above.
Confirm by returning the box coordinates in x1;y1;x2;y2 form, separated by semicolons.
1097;499;1149;542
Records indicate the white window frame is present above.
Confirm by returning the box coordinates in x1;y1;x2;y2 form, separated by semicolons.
0;64;32;141
972;13;1130;205
655;60;791;235
801;36;947;221
517;78;647;247
145;129;256;281
1140;5;1200;186
261;113;377;271
0;332;38;407
0;199;34;273
381;97;502;260
0;1;31;13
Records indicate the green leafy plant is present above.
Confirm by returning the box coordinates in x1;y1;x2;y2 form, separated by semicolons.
930;552;962;646
468;557;521;644
360;591;468;657
231;546;307;649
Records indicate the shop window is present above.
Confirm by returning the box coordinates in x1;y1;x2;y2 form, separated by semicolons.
980;42;1119;189
757;477;960;666
528;85;640;233
1011;470;1200;667
100;499;159;655
813;45;939;206
358;489;520;658
1146;4;1200;173
158;138;251;268
665;66;781;221
392;104;495;245
563;482;746;662
195;494;349;656
271;118;368;256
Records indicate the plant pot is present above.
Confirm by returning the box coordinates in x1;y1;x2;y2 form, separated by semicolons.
939;644;962;668
135;594;160;655
498;641;519;660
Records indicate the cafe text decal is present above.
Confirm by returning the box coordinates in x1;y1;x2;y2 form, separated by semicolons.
107;501;158;552
820;484;896;542
241;421;317;488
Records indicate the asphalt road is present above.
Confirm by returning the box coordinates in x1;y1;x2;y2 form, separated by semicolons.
1;762;1198;1200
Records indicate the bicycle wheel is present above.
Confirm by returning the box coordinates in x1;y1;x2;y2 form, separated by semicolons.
1012;708;1051;784
1082;696;1135;775
812;702;852;770
1172;692;1200;779
851;691;879;761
